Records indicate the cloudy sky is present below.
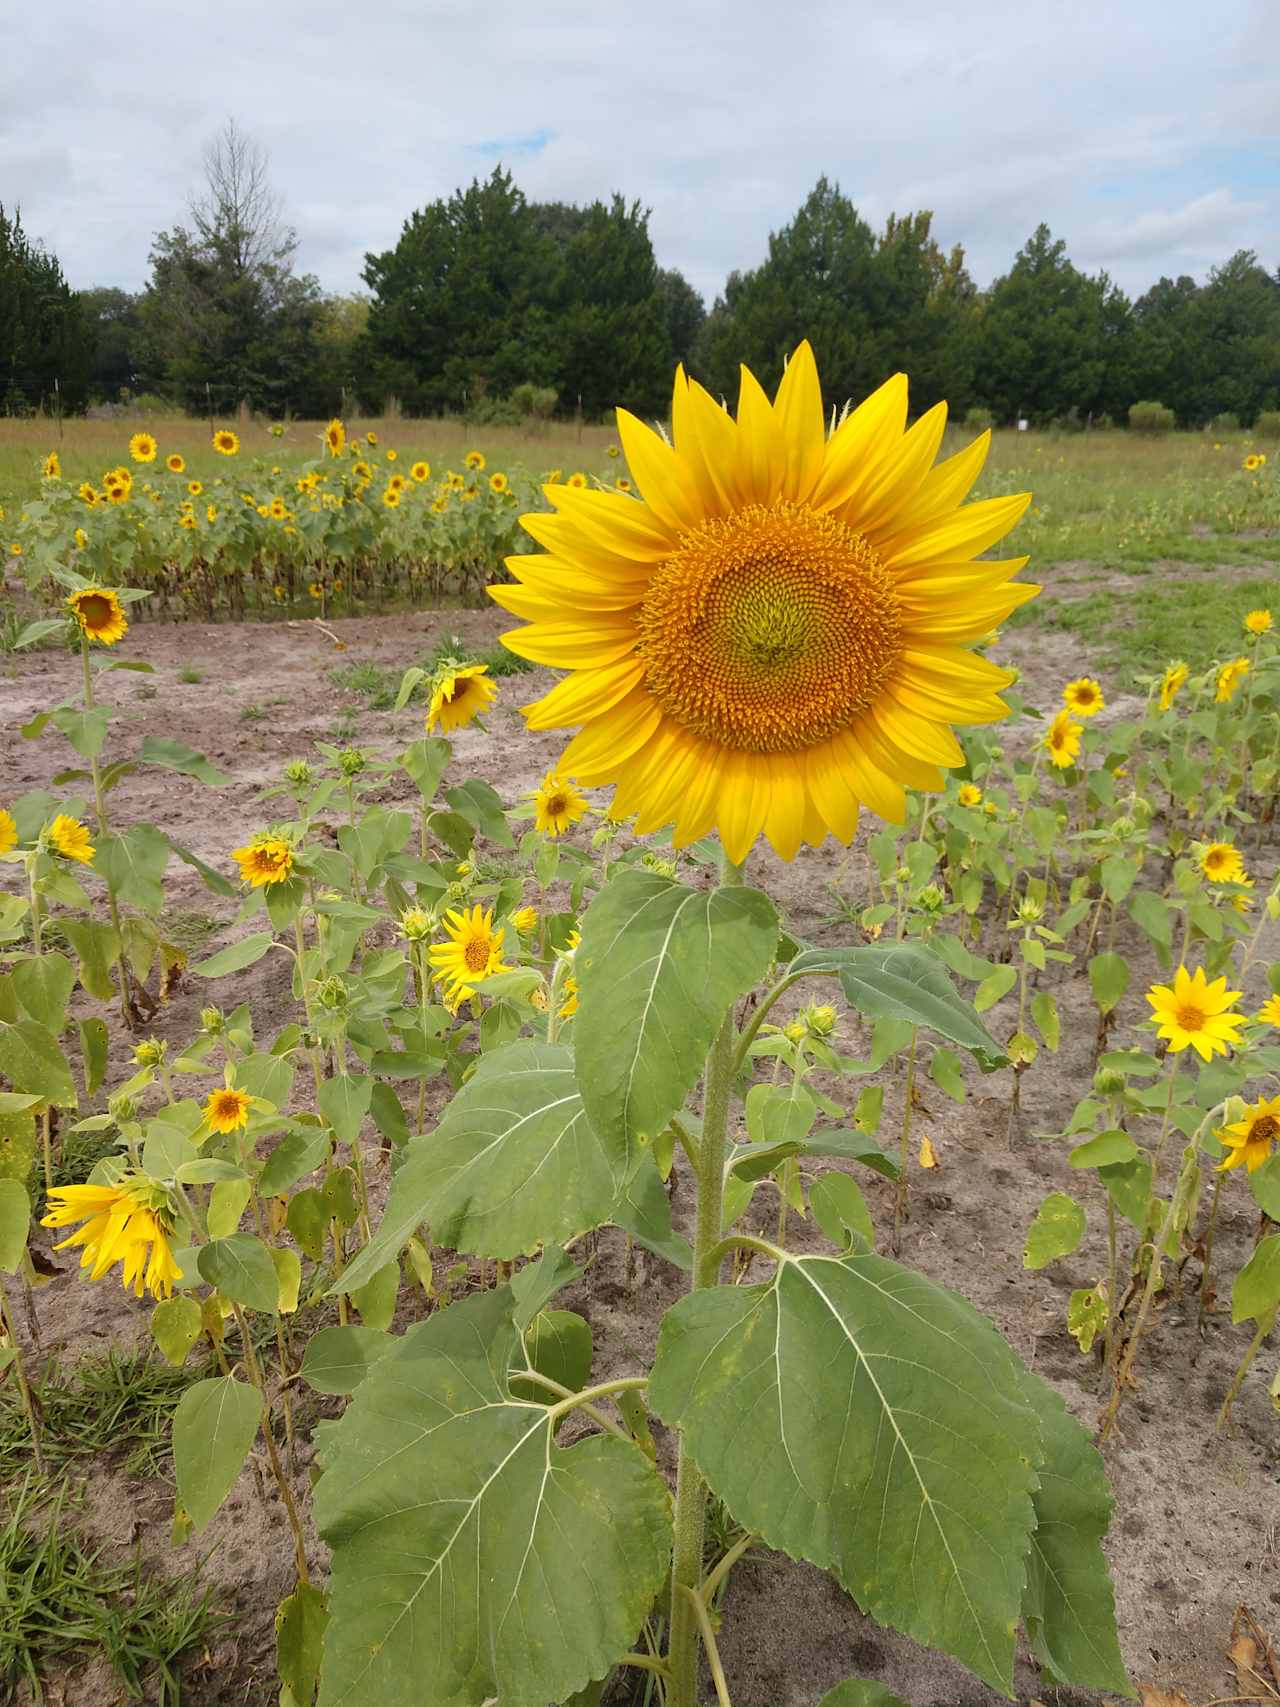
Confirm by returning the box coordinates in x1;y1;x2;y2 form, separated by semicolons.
5;1;1276;306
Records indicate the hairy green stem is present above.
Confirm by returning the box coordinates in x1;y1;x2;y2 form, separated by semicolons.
81;636;135;1026
679;1584;733;1707
0;1275;43;1474
892;1027;919;1253
1217;1309;1274;1432
230;1303;310;1584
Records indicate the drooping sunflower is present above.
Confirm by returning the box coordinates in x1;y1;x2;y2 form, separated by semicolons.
1146;964;1245;1061
204;1086;252;1133
1245;608;1273;635
426;663;497;734
46;814;96;864
325;418;346;457
1200;841;1246;884
0;808;17;855
78;482;99;506
1216;1095;1280;1174
491;344;1033;861
428;904;509;1002
232;835;295;887
365;430;378;447
129;432;158;464
1043;709;1082;770
166;453;186;474
42;1177;181;1300
1159;661;1188;711
1062;677;1104;717
532;770;588;837
1216;657;1250;702
212;429;240;456
67;586;129;646
43;451;61;480
411;460;431;483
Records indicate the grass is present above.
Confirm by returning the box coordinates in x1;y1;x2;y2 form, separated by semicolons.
0;1348;196;1482
158;907;222;956
0;1476;225;1705
176;665;204;684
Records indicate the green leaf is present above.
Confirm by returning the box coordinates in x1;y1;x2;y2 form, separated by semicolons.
1249;1154;1280;1221
349;1260;399;1331
611;1148;693;1270
648;1253;1041;1694
336;1041;630;1287
314;1289;671;1707
929;1046;967;1102
809;1172;875;1252
509;1245;582;1328
300;1325;391;1395
317;1075;373;1145
51;703;112;759
287;1188;330;1261
791;943;1005;1068
139;736;229;786
511;1308;593;1406
1031;990;1060;1051
1069;1131;1139;1169
1128;890;1172;964
170;841;238;899
259;1128;329;1197
575;869;778;1152
197;1234;279;1313
0;1179;31;1273
1024;1193;1086;1270
1088;953;1130;1017
60;918;121;1003
172;1376;262;1533
974;963;1018;1014
819;1685;911;1707
445;778;514;848
277;1582;329;1707
11;952;75;1030
151;1296;204;1366
745;1080;817;1147
369;1083;409;1147
235;1050;294;1109
79;1017;108;1098
1099;1156;1152;1229
1020;1373;1131;1693
1068;1286;1109;1355
0;1006;77;1107
94;823;171;914
191;932;275;978
207;1179;251;1239
400;737;451;802
272;1247;302;1313
1233;1235;1280;1324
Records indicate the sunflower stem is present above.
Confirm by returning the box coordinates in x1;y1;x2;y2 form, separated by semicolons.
1197;1171;1225;1333
1217;1308;1275;1433
229;1302;310;1584
79;634;137;1029
0;1275;44;1475
892;1027;919;1254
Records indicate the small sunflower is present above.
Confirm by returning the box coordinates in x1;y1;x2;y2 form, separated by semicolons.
365;430;378;447
1216;657;1250;702
428;904;509;1002
204;1087;252;1133
513;904;539;934
212;429;240;456
207;504;218;522
67;586;128;646
382;486;401;509
325;418;346;457
42;1177;181;1300
616;477;633;493
232;835;295;887
78;482;99;506
188;480;203;496
1159;661;1188;711
269;497;287;520
0;808;17;855
179;514;196;531
957;783;983;807
43;451;61;479
565;470;588;488
411;460;431;483
386;448;398;462
1243;454;1261;472
1245;608;1273;635
1200;841;1246;884
74;527;88;550
559;974;580;1020
46;814;95;864
129;432;158;464
465;450;486;472
166;453;186;474
1147;965;1245;1061
1216;1095;1280;1174
388;474;406;494
8;542;21;556
1255;994;1280;1028
1063;677;1104;717
532;770;588;837
431;496;448;514
426;663;497;733
1044;709;1082;770
489;471;509;495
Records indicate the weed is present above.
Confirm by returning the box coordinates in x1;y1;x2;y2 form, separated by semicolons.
176;665;204;684
330;660;402;709
0;1350;196;1483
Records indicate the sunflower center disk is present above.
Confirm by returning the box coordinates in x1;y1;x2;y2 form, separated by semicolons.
1175;1003;1206;1032
638;502;903;754
1251;1116;1280;1143
79;595;113;628
463;937;491;974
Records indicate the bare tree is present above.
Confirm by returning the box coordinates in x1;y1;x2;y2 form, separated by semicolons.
189;118;297;287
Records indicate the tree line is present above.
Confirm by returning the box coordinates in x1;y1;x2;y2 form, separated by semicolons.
2;130;1278;428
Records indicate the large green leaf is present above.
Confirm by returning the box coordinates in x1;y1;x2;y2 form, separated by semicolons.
336;1041;628;1289
574;870;778;1151
60;918;121;1003
0;1179;31;1273
1019;1375;1131;1694
789;943;1006;1069
95;823;171;915
649;1252;1042;1694
11;952;75;1031
172;1375;262;1533
314;1289;671;1707
819;1685;910;1707
191;931;276;978
0;1003;77;1107
139;736;230;787
197;1234;279;1313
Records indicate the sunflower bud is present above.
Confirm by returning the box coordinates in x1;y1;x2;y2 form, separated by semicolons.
917;883;945;914
338;747;368;778
284;759;313;788
315;976;348;1012
1015;896;1044;924
806;1003;838;1038
1093;1066;1126;1097
109;1092;139;1122
784;1021;806;1043
400;907;434;942
641;853;678;879
133;1037;167;1068
200;1005;225;1035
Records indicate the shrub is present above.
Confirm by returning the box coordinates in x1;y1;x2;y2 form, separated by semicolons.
964;405;994;430
1212;411;1241;434
1129;400;1175;434
1255;409;1280;441
509;382;558;423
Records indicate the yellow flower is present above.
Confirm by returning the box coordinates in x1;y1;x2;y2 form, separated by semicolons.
179;514;196;531
269;497;287;520
545;468;562;484
1255;994;1280;1027
532;770;588;837
0;808;17;854
67;585;128;645
8;542;20;557
492;342;1033;862
308;582;322;599
1243;454;1261;472
188;480;204;496
957;783;982;808
74;527;88;550
411;460;431;483
1146;965;1245;1061
513;904;539;934
1062;677;1104;717
465;449;486;471
382;486;401;509
207;504;218;523
489;471;509;495
1216;1095;1280;1174
426;662;497;733
204;1086;252;1133
325;418;346;457
447;471;465;491
559;974;579;1019
47;814;95;863
431;495;448;514
1215;657;1250;702
166;453;185;474
1200;841;1246;884
42;1178;180;1300
428;904;509;1001
232;835;295;886
1245;608;1272;635
129;432;158;463
388;474;406;494
616;477;633;494
566;470;588;488
1044;709;1082;770
1159;661;1188;711
365;430;378;447
607;444;620;458
78;482;98;506
43;451;61;479
212;429;240;456
386;448;398;462
274;584;286;601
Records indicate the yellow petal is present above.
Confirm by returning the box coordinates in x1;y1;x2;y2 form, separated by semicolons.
772;341;825;506
843;402;948;540
735;364;784;506
522;657;648;730
544;484;677;559
873;430;991;552
615;409;705;534
560;689;663;778
810;373;908;512
882;491;1031;572
500;620;638;668
872;698;966;765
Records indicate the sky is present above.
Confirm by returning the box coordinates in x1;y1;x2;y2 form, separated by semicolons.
4;1;1277;307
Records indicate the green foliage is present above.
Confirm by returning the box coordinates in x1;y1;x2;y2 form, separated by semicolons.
0;1350;194;1481
1129;400;1175;433
0;204;92;413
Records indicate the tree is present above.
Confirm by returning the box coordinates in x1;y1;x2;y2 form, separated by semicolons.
79;287;144;402
0;205;91;413
657;268;705;372
554;196;672;417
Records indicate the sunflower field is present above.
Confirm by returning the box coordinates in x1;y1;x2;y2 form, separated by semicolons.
1;347;1280;1707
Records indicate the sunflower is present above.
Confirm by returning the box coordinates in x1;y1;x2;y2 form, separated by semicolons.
428;905;509;1001
489;471;509;495
1147;965;1245;1061
1245;609;1273;635
67;586;128;646
0;808;17;855
411;460;431;483
447;471;465;491
1256;994;1280;1027
325;418;346;457
1200;841;1246;883
566;471;588;488
78;482;98;506
365;430;378;447
382;486;401;509
532;770;588;837
166;453;185;474
425;663;497;734
957;783;983;808
232;835;295;886
212;429;240;456
269;497;287;520
187;479;203;497
74;527;88;550
492;344;1033;862
465;449;486;472
559;974;580;1019
616;478;633;493
129;432;158;464
204;1086;252;1133
43;451;61;479
104;465;132;493
388;474;406;494
1044;709;1082;770
1216;657;1250;702
8;542;21;556
1216;1095;1280;1174
1159;661;1188;710
1244;454;1261;472
42;1177;180;1300
178;514;196;531
207;504;218;523
1063;677;1104;717
46;813;94;863
513;904;539;934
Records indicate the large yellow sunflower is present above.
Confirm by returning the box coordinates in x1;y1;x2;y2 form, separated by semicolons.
67;586;128;646
491;343;1034;861
212;429;240;456
43;1177;181;1299
129;432;158;464
426;663;497;733
1146;964;1245;1061
325;418;346;457
428;905;509;1002
232;835;295;886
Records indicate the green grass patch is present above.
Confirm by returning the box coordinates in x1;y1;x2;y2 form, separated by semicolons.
0;1349;195;1483
329;660;402;709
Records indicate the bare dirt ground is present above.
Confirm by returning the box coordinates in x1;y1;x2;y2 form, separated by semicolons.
1;603;1277;1707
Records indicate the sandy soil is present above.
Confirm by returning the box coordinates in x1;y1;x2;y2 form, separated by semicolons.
1;605;1277;1707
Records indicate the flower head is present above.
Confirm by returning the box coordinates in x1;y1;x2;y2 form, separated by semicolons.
957;783;982;808
1245;609;1272;635
232;835;295;887
1146;964;1246;1061
513;904;539;934
166;453;186;474
1159;661;1188;711
1216;657;1250;702
46;814;95;864
1256;994;1280;1028
1200;841;1246;884
411;460;430;483
67;584;130;647
489;471;509;495
1216;1095;1280;1174
1244;454;1262;472
42;1176;180;1299
43;451;61;480
465;450;486;472
399;907;435;943
532;770;588;838
1044;709;1082;770
0;808;17;855
212;429;240;456
492;343;1033;862
325;418;346;457
1063;677;1104;717
428;904;509;1003
78;482;98;506
129;432;157;464
426;663;497;734
204;1086;252;1133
